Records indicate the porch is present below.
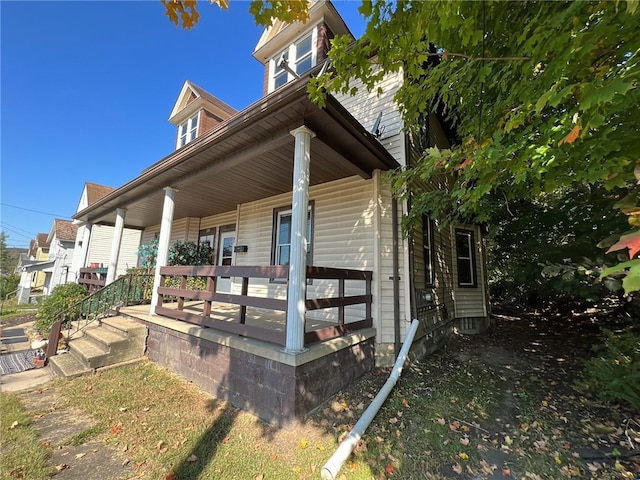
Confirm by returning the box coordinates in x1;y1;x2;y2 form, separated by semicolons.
119;264;376;427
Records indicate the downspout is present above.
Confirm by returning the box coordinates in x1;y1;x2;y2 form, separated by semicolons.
392;198;401;357
321;318;420;480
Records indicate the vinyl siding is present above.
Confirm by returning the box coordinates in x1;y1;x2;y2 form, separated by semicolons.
334;67;405;165
85;225;141;276
451;224;487;318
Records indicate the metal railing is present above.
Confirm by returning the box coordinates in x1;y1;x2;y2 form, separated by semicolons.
46;273;153;358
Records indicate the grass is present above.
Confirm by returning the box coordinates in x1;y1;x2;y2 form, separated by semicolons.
55;361;342;480
0;298;37;322
0;393;51;479
3;326;632;479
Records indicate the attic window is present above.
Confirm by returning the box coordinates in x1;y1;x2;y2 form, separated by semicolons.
269;30;316;92
177;112;199;148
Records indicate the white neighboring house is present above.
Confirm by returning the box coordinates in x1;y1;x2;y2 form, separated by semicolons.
16;221;77;303
71;182;142;282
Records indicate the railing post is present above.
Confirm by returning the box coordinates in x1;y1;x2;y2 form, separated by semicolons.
338;278;345;327
366;274;372;323
239;277;249;324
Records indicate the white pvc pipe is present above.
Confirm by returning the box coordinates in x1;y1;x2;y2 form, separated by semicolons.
321;319;420;480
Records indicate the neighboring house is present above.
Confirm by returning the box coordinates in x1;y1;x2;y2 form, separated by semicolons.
71;0;490;426
16;221;78;303
16;233;51;304
45;219;78;292
71;182;142;287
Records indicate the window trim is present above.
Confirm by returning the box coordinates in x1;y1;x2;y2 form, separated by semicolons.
268;29;317;92
198;227;217;265
422;214;435;286
455;228;477;288
270;202;314;282
176;112;200;149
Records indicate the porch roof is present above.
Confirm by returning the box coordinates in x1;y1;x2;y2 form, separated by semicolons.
74;76;400;229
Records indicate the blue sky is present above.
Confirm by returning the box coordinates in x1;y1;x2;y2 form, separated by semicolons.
0;0;365;249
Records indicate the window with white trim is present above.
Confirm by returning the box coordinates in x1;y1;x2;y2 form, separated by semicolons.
272;204;313;268
455;229;477;287
270;31;316;92
177;112;200;148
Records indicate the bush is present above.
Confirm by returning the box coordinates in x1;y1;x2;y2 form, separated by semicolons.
35;283;87;335
581;329;640;408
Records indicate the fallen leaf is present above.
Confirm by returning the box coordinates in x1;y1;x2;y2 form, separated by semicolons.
452;463;463;474
299;438;308;449
437;417;446;425
55;464;69;472
186;454;198;463
9;421;18;429
75;453;86;459
385;464;395;474
460;437;470;446
165;472;177;480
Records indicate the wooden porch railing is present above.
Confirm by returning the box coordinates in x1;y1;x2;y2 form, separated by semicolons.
78;266;108;293
155;265;373;347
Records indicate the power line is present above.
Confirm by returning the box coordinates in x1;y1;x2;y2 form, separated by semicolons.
0;223;36;241
1;202;70;218
0;222;38;238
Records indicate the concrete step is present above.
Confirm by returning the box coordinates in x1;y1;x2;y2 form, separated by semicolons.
48;352;93;379
101;316;147;337
51;315;147;378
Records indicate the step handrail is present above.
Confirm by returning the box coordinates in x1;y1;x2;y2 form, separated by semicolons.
46;273;153;359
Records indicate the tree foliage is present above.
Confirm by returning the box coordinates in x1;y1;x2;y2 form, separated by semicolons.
488;184;629;304
306;0;639;292
161;0;309;29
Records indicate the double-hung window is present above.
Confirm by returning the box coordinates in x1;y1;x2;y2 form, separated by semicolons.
455;229;477;287
422;215;435;286
294;34;313;75
177;112;199;148
270;32;315;92
272;204;313;271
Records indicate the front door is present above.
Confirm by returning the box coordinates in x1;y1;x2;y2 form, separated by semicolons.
216;231;235;293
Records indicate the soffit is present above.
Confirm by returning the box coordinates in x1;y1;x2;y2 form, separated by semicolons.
74;76;399;230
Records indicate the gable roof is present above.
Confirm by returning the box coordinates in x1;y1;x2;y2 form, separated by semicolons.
28;233;50;257
49;219;78;243
252;0;352;64
168;80;237;126
86;182;115;206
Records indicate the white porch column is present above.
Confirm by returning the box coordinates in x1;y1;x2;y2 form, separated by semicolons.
80;222;92;269
106;208;126;285
285;126;315;352
150;187;177;315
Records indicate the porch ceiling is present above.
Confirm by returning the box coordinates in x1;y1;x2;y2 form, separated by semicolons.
74;77;400;229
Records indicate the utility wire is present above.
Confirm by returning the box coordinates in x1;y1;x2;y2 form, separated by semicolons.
1;202;69;219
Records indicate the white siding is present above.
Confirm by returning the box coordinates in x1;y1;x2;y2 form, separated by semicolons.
84;225;142;277
334;67;405;165
236;176;390;327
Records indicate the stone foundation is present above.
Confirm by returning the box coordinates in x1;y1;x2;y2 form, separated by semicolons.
142;317;375;427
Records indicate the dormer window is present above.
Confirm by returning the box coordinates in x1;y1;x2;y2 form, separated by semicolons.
270;31;316;92
177;112;200;148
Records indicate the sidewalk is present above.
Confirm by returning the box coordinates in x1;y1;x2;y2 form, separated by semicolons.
1;321;54;392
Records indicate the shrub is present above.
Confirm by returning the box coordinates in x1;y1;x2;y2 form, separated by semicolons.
35;283;87;335
581;329;640;408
